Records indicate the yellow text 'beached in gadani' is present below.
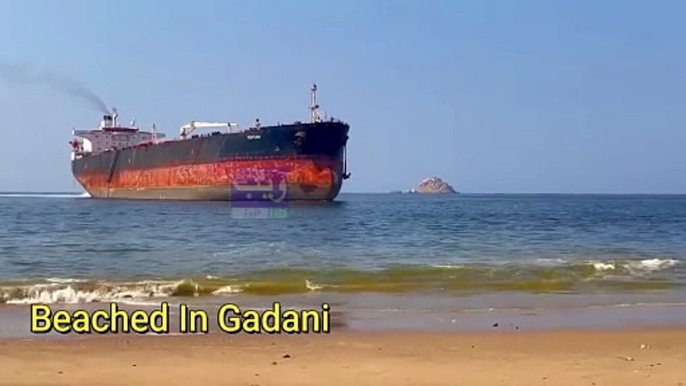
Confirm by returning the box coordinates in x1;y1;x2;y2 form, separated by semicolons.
29;302;331;334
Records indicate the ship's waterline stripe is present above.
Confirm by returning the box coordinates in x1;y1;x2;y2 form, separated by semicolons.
85;185;338;201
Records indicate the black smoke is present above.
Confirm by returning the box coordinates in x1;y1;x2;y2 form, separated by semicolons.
0;61;110;114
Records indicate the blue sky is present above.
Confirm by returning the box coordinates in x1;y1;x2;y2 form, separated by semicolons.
1;0;685;193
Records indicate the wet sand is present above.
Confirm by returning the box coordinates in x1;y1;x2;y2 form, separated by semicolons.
1;329;685;385
3;291;686;339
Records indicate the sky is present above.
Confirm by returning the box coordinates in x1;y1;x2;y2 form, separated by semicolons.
0;0;685;194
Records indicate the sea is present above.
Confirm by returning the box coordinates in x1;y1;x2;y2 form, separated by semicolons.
1;192;685;337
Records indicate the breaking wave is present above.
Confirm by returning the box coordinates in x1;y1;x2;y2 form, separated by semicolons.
0;258;682;304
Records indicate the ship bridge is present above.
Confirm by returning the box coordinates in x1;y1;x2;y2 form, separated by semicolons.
70;109;165;159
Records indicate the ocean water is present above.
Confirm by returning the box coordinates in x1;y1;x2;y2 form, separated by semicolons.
1;193;685;301
1;193;685;334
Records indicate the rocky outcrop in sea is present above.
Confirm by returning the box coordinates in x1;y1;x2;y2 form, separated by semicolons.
410;177;457;194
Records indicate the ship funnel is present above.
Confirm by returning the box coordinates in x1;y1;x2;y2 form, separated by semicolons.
101;114;113;128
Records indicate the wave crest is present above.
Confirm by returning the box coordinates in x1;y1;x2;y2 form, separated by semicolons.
0;258;682;304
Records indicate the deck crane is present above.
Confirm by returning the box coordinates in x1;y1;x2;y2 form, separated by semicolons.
179;121;238;139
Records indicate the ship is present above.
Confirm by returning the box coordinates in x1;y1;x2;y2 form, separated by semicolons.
69;84;350;201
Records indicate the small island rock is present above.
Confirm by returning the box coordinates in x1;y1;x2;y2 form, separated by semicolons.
411;177;458;194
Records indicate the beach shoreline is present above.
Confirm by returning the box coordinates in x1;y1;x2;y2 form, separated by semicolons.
1;328;685;385
2;291;686;340
2;299;685;385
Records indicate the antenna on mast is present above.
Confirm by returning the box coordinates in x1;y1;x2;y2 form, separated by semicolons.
310;83;322;123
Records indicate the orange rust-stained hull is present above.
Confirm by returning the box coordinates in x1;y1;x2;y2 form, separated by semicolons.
75;156;343;201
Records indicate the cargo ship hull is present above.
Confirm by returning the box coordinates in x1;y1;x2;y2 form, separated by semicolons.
71;121;349;201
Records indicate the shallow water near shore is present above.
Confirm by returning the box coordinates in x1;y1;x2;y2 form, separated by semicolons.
1;192;685;338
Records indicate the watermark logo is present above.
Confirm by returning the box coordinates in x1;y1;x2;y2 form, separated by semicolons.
229;167;289;219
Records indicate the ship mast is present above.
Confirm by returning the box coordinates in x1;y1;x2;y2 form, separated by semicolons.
310;83;322;123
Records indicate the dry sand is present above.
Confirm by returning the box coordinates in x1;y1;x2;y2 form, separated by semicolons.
0;329;685;385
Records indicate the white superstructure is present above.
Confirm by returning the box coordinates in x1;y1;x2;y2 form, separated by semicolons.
70;109;165;160
179;121;238;139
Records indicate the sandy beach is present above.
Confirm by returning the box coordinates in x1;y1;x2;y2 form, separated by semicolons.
1;329;685;385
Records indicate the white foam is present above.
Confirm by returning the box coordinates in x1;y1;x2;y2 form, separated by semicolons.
430;264;465;269
626;258;679;273
592;262;616;271
305;279;323;291
587;258;681;274
212;285;241;295
6;286;100;304
45;278;88;284
1;281;178;305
